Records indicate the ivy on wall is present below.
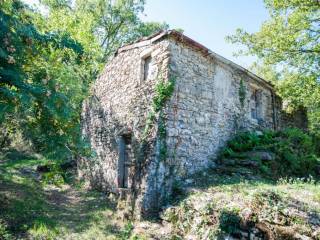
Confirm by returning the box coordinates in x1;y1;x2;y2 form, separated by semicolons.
239;79;246;109
129;76;176;217
142;77;175;145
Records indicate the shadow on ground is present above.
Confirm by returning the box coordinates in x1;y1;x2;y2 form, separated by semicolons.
0;149;125;239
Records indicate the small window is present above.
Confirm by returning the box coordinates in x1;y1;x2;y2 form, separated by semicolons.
251;89;262;120
143;56;151;81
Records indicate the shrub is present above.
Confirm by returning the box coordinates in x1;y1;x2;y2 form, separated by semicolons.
312;134;320;156
219;209;241;234
40;163;66;186
0;220;13;240
272;128;318;176
227;131;260;152
222;128;320;178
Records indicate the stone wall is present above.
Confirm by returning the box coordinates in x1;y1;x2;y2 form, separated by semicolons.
80;34;308;218
165;37;276;178
280;107;308;130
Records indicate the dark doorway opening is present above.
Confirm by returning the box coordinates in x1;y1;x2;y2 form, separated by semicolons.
118;134;132;188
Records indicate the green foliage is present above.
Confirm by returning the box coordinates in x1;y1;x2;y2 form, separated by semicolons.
227;0;320;134
143;77;175;139
0;150;126;239
41;163;65;186
42;0;169;62
313;134;320;156
1;0;171;161
28;219;58;240
153;78;175;161
119;221;134;240
219;208;241;234
0;0;90;159
42;171;65;186
152;78;175;112
226;131;262;152
0;220;13;240
222;128;319;178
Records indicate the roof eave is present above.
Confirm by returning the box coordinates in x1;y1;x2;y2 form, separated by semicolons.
115;30;275;90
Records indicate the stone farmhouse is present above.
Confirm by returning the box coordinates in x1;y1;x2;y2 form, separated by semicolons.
79;30;306;218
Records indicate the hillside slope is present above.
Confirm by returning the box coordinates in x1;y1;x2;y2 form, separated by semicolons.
0;150;133;240
1;129;319;240
132;129;320;240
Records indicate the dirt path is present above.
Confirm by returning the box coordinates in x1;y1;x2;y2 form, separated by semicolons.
0;152;127;240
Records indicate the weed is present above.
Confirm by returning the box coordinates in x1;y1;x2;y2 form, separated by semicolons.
221;128;320;178
152;79;175;112
219;208;241;234
238;79;246;109
28;220;58;240
0;220;13;240
119;221;134;240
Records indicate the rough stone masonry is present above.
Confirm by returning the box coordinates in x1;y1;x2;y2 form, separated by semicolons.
79;30;307;218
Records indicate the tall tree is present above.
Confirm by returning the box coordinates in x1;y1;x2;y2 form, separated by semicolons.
40;0;169;63
1;0;169;158
227;0;320;133
0;0;88;157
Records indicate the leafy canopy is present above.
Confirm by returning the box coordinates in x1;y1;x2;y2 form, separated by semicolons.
227;0;320;133
1;0;170;159
0;1;87;157
41;0;169;62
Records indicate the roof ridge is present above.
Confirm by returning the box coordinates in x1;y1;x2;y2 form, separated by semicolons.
115;30;274;89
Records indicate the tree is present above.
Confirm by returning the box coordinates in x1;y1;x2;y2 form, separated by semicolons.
227;0;320;133
1;0;170;158
41;0;169;63
0;0;87;157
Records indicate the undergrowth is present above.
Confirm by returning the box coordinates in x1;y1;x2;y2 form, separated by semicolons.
0;220;13;240
162;174;320;239
40;162;73;186
161;129;320;239
0;150;134;239
221;128;320;178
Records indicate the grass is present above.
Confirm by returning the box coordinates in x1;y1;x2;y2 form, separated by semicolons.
161;169;320;239
0;149;134;240
2;128;320;240
144;130;320;239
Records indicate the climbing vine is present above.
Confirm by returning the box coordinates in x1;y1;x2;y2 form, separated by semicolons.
158;111;167;161
142;77;175;145
238;79;246;108
129;76;175;217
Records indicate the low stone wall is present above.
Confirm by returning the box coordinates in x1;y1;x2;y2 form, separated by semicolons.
280;107;308;130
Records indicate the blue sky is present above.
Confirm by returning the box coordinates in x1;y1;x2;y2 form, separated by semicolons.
24;0;269;67
142;0;269;67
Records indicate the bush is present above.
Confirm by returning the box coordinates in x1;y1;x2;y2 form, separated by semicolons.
219;209;241;234
226;131;261;152
40;163;66;186
222;128;320;178
312;134;320;156
0;220;13;240
271;128;318;176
